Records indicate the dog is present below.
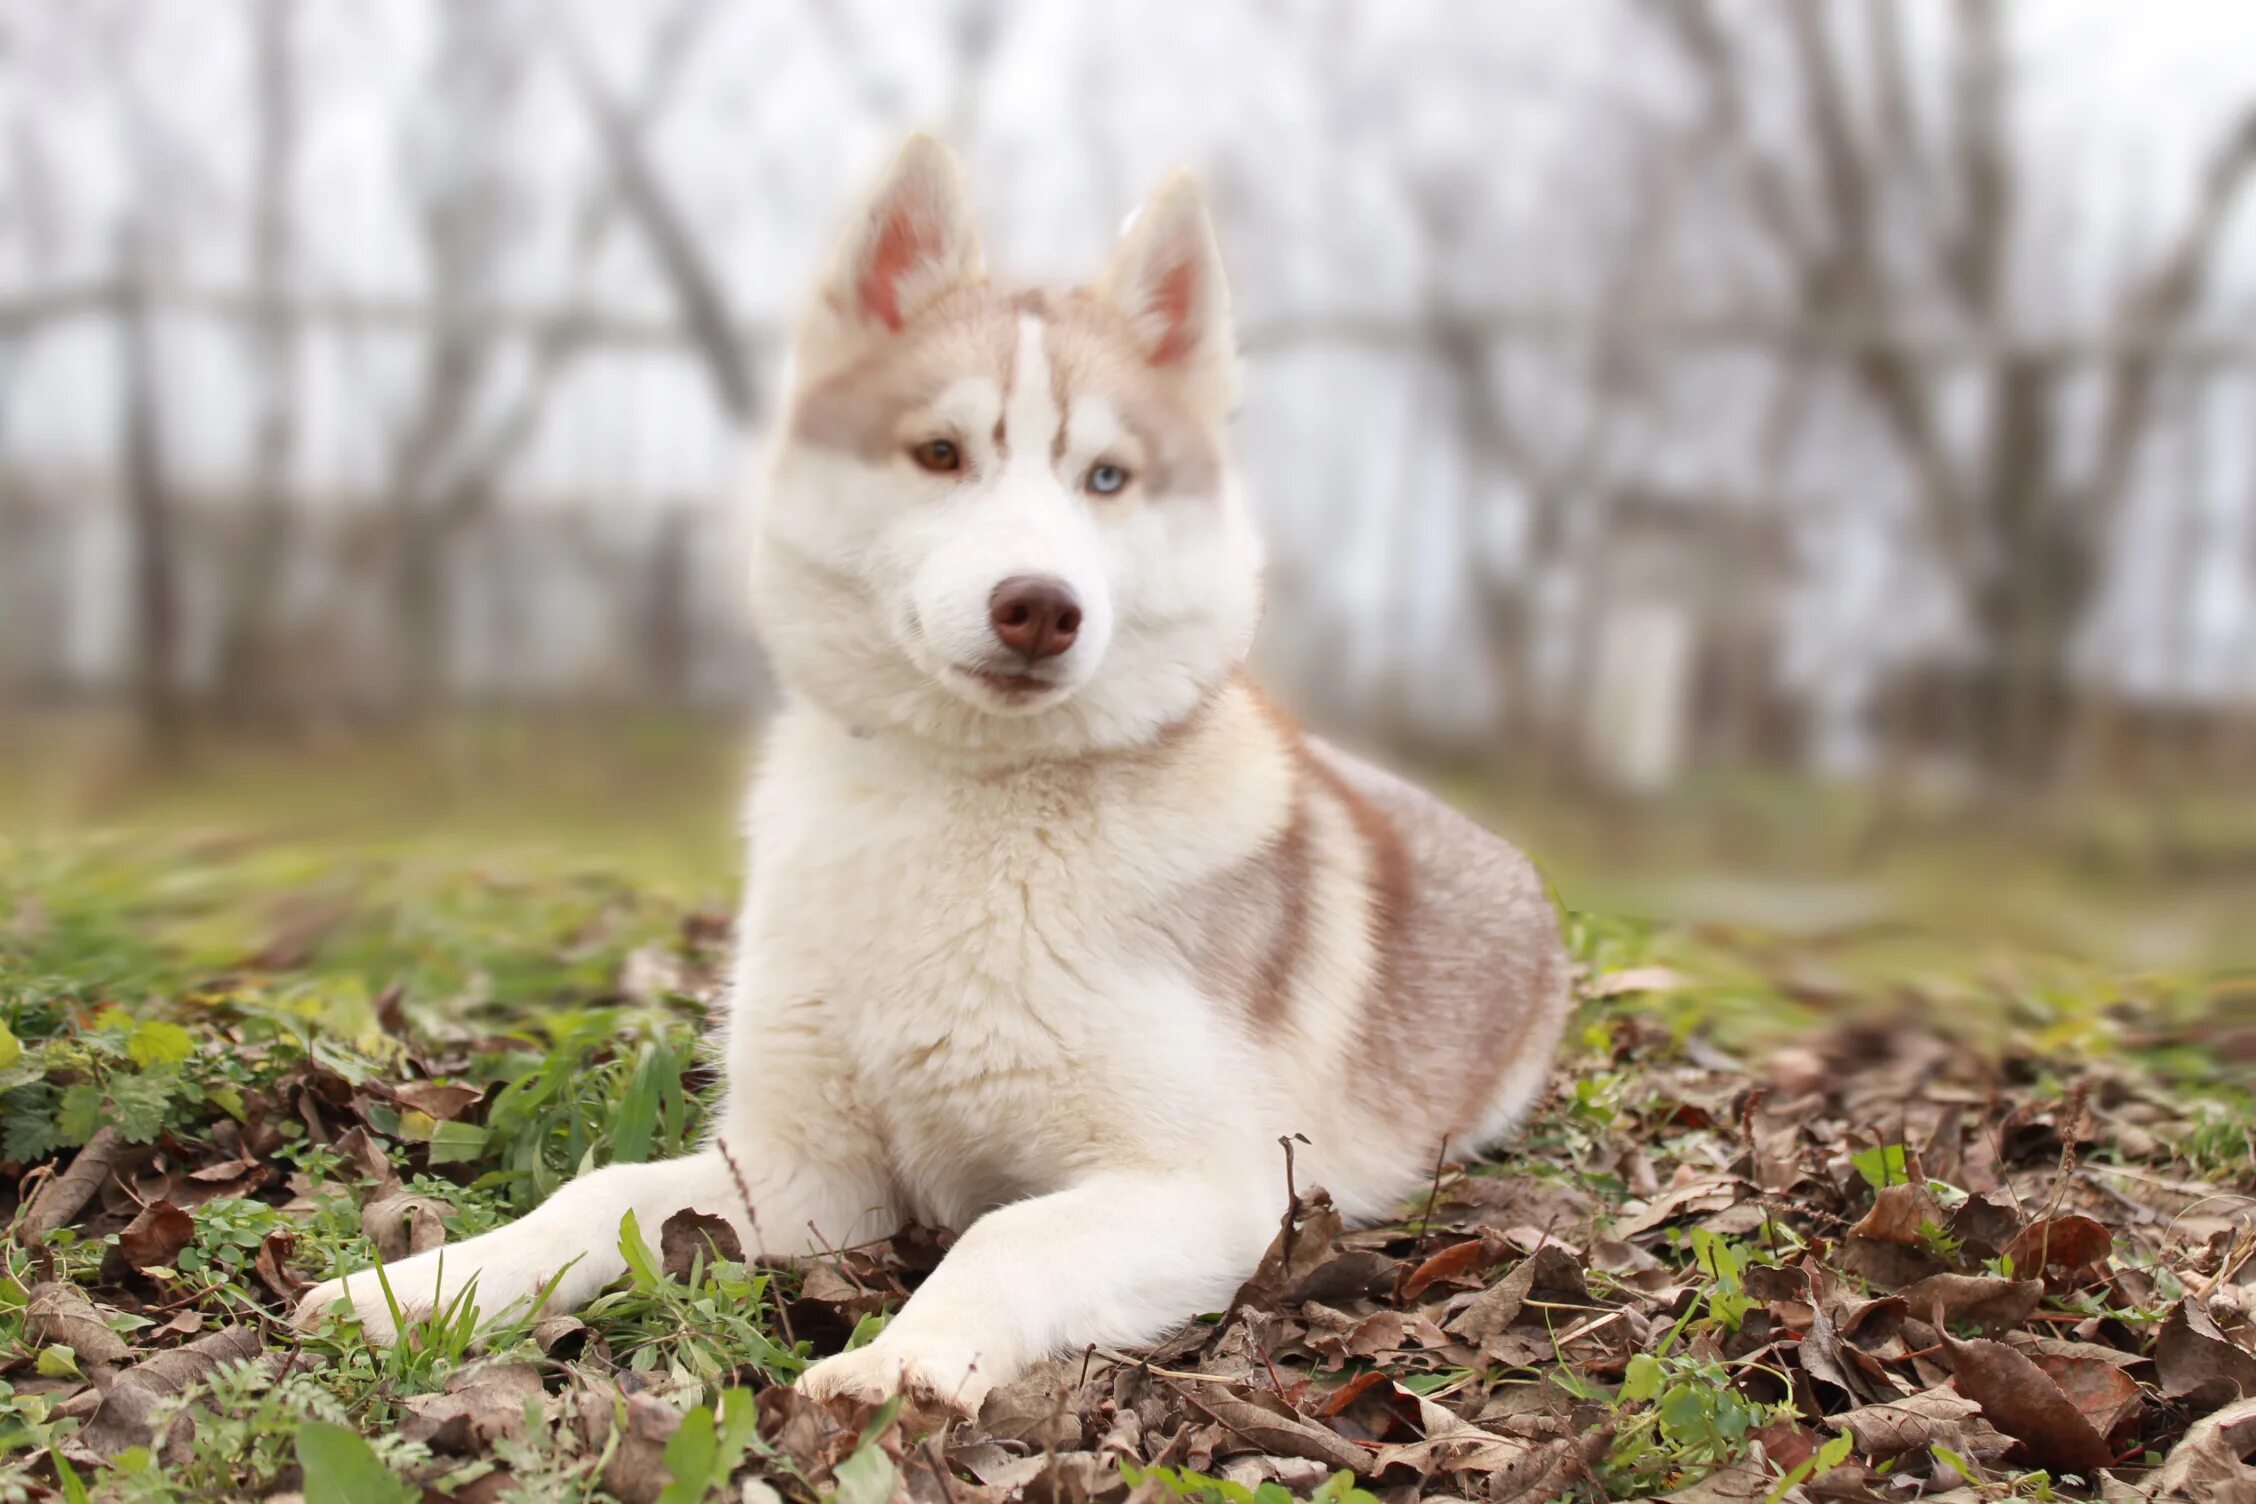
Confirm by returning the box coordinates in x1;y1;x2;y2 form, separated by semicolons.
299;136;1572;1412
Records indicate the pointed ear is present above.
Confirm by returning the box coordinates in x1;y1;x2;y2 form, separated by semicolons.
801;135;982;372
1101;171;1238;414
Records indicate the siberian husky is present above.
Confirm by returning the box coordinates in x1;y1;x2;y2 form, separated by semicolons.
301;137;1572;1411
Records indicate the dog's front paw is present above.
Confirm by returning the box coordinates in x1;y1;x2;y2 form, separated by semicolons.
798;1334;993;1416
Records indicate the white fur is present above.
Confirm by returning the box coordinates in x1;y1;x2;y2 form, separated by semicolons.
297;143;1557;1414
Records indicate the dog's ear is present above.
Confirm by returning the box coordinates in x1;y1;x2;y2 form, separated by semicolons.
801;135;983;374
1101;171;1238;416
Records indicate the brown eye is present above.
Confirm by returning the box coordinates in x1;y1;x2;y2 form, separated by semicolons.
910;439;962;474
1085;462;1131;496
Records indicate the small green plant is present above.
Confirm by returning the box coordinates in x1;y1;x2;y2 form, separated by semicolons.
1611;1351;1771;1493
1852;1143;1910;1191
1122;1462;1381;1504
656;1388;763;1504
1686;1229;1755;1333
583;1211;804;1385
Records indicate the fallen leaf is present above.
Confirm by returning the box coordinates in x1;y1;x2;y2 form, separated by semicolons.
2149;1393;2256;1503
1610;1177;1745;1241
2003;1214;2112;1278
1398;1236;1492;1299
83;1326;262;1455
255;1229;310;1301
1896;1273;2045;1334
361;1191;447;1262
1751;1419;1821;1471
977;1357;1092;1451
1586;965;1684;998
1838;1233;1949;1288
574;1385;685;1504
103;1199;194;1279
1178;1384;1367;1473
399;1362;546;1453
25;1282;130;1365
1444;1245;1588;1346
1947;1192;2023;1258
1851;1182;1948;1245
1938;1330;2113;1477
16;1127;130;1244
2029;1350;2142;1440
658;1208;744;1282
1370;1390;1532;1480
392;1081;485;1121
2159;1298;2256;1405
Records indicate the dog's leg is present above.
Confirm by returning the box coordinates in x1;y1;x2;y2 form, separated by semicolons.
296;1145;890;1344
798;1168;1275;1412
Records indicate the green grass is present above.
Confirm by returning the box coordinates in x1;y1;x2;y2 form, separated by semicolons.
0;720;2247;1500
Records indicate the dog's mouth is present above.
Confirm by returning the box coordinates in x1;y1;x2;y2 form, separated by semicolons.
945;662;1070;708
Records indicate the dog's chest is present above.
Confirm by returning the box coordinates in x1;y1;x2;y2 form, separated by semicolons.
752;759;1163;1204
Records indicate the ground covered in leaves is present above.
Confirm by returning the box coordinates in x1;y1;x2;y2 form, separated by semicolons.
0;826;2249;1503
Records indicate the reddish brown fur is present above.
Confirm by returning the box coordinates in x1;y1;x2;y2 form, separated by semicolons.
1247;687;1563;1146
790;283;1223;498
1245;792;1313;1030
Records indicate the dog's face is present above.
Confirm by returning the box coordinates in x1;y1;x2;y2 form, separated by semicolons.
749;137;1262;757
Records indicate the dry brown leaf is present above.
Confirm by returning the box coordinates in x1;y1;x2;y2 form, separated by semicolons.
254;1228;310;1301
25;1282;131;1365
104;1199;194;1279
1851;1183;1947;1245
575;1385;685;1504
1610;1177;1745;1241
1947;1192;2023;1258
361;1190;448;1262
1370;1397;1532;1481
1896;1273;2045;1334
975;1356;1088;1451
1751;1418;1822;1472
393;1081;486;1121
1280;1248;1397;1306
1178;1383;1368;1473
2029;1350;2143;1441
329;1125;397;1188
1585;965;1684;998
1939;1330;2113;1477
2149;1393;2256;1503
2004;1214;2113;1278
1398;1236;1492;1299
2158;1297;2256;1405
1803;1293;1906;1403
658;1207;745;1282
82;1326;262;1456
1838;1233;1948;1289
17;1127;130;1244
400;1361;547;1453
1831;1389;2012;1461
1444;1245;1587;1346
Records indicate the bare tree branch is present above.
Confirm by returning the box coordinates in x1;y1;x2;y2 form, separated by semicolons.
559;0;755;423
2083;106;2256;523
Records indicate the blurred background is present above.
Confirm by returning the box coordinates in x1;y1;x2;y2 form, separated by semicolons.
2;0;2253;975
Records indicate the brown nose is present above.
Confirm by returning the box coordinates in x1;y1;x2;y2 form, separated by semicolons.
989;576;1082;661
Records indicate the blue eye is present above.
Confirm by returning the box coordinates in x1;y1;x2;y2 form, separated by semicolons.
1085;463;1130;496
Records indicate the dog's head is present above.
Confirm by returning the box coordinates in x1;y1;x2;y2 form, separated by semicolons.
749;136;1262;758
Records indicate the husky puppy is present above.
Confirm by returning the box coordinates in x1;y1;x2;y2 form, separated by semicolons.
301;137;1571;1411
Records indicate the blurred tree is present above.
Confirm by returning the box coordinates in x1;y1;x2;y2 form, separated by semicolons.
214;0;300;717
1648;0;2256;781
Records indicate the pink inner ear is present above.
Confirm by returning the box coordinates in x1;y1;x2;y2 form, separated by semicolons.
857;205;932;331
1146;257;1200;365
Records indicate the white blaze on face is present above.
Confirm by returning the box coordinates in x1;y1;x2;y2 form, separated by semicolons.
1005;314;1062;470
900;314;1115;694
